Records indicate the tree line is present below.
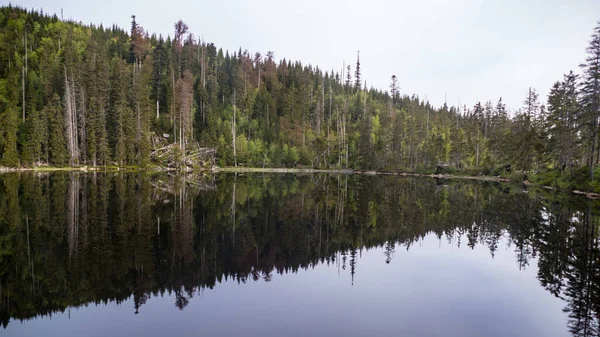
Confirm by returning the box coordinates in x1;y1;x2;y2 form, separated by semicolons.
0;6;599;178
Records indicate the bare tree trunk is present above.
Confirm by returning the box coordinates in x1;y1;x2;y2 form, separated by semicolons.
64;68;79;166
171;70;175;130
476;143;480;168
78;85;87;163
231;174;237;245
22;32;27;122
25;32;28;76
67;173;80;264
590;117;596;179
233;89;237;167
71;76;79;163
201;39;206;88
22;66;25;122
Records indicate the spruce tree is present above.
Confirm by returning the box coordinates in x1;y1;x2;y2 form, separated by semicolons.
580;21;600;178
389;75;399;102
47;94;67;166
0;105;20;167
547;72;579;169
345;64;351;88
128;15;137;64
354;51;361;90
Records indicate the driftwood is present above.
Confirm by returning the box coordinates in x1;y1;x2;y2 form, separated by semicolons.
150;144;173;156
150;173;216;203
150;134;216;169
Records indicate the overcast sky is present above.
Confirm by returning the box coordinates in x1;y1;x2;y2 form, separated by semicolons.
12;0;600;111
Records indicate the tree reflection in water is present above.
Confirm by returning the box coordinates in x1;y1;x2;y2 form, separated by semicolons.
0;172;598;336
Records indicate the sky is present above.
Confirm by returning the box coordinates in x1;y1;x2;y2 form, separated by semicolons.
10;0;600;111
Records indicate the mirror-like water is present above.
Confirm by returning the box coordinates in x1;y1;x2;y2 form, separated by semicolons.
1;173;599;337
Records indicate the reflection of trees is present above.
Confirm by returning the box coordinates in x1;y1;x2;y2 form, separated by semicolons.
67;173;80;263
0;173;599;336
561;207;599;337
384;241;395;264
174;289;190;311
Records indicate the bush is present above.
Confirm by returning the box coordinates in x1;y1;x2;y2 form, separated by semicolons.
414;164;428;174
460;168;481;176
530;170;559;186
298;146;313;167
438;166;459;175
508;171;526;182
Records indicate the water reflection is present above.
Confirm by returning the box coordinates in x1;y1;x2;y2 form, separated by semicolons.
0;172;599;336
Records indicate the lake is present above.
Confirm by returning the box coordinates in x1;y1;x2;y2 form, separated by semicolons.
0;172;598;337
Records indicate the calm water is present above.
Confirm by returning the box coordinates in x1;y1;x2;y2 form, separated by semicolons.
0;172;599;337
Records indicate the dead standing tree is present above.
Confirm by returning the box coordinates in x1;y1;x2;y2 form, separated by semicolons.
64;67;79;166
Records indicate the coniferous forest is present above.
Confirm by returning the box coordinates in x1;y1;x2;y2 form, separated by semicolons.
1;6;600;181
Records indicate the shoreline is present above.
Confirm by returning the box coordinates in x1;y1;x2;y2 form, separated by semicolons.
0;165;515;184
3;165;600;199
216;167;511;182
214;167;355;174
0;166;148;173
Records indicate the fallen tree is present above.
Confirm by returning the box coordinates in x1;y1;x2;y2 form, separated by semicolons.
150;133;216;170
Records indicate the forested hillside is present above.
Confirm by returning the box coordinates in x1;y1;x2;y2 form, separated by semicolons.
0;6;599;176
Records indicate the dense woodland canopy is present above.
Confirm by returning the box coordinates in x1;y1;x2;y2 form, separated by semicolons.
0;6;600;177
0;172;599;336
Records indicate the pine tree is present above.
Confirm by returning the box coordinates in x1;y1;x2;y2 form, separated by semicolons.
389;75;399;102
22;110;44;165
354;51;361;90
110;58;130;165
128;15;137;64
580;20;600;178
95;39;111;166
488;97;508;164
547;72;579;169
0;105;19;167
47;94;67;166
523;87;540;128
517;88;542;171
152;36;166;119
22;70;47;165
345;64;351;89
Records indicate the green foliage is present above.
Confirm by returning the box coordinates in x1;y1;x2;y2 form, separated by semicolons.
508;171;526;182
0;5;598;187
0;105;19;167
47;95;67;166
530;170;561;187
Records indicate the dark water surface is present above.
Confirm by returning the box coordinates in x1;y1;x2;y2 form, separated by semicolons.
1;172;599;337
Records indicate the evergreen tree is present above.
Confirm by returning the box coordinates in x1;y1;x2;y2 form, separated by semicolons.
345;64;351;89
47;94;67;165
389;75;399;102
354;51;361;91
0;105;20;167
0;5;598;179
580;21;600;178
547;71;579;170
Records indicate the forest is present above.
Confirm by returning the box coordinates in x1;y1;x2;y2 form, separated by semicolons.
0;6;600;181
0;172;599;336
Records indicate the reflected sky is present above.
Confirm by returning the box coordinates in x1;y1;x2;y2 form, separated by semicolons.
5;233;567;337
